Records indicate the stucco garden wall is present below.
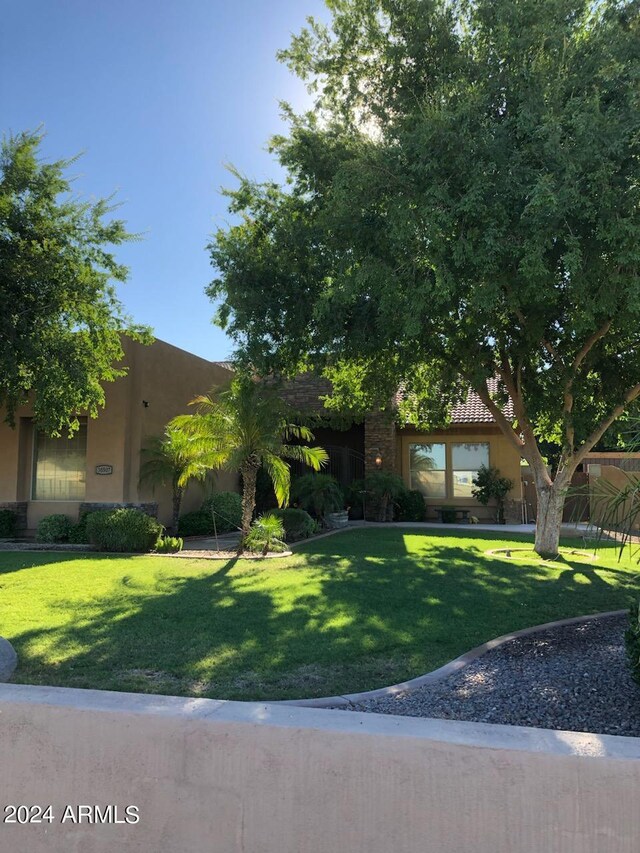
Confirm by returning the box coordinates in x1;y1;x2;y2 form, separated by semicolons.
0;683;639;853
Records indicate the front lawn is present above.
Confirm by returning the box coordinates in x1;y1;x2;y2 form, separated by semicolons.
0;528;636;700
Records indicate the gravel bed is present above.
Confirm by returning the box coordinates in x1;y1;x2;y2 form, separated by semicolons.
349;614;640;737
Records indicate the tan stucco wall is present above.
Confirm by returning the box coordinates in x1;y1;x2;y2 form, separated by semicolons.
0;338;238;530
0;683;639;853
589;464;639;528
397;425;523;521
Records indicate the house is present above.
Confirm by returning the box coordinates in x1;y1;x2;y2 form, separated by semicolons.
0;337;236;535
281;375;524;523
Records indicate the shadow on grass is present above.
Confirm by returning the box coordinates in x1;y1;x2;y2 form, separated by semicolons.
5;528;636;701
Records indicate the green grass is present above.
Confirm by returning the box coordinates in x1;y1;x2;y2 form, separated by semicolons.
0;528;637;700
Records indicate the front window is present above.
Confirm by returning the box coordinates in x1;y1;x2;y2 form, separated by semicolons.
452;442;489;497
409;443;446;498
32;422;87;501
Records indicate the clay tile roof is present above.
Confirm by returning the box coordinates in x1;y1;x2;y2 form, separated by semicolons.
450;378;515;424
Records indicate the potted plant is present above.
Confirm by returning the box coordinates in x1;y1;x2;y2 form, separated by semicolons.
292;474;345;527
471;465;513;523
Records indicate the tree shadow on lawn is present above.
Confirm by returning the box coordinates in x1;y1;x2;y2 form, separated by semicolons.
8;530;636;702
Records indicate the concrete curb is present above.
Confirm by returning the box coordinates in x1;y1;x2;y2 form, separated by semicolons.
279;609;628;709
0;637;17;682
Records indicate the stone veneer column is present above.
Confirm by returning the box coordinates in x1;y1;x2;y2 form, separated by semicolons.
364;410;398;476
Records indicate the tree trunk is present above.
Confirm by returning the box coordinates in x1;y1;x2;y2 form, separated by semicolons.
534;480;566;559
171;487;183;536
239;460;259;553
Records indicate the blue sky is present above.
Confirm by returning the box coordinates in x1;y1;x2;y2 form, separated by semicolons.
1;0;328;361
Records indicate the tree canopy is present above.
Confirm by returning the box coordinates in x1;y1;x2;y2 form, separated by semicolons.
208;0;640;555
0;130;150;435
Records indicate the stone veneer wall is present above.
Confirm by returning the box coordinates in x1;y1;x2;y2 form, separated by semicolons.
364;410;398;476
0;502;27;533
79;502;158;518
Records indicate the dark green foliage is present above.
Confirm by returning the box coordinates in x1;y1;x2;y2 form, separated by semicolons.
272;508;316;541
472;465;514;523
0;509;16;538
253;465;278;513
363;472;407;522
36;514;72;543
0;130;151;435
155;536;184;553
67;510;90;544
201;491;242;533
85;508;162;553
395;490;426;523
292;473;343;518
177;511;213;537
625;602;640;686
243;512;287;555
344;480;366;519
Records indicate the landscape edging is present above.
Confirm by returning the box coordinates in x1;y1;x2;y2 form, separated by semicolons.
0;637;17;682
279;609;628;709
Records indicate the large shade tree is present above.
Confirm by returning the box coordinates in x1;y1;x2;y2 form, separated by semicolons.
0;130;149;435
208;0;640;557
171;376;328;546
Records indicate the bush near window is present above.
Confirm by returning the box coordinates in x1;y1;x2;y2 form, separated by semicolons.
178;510;214;537
67;510;91;544
625;602;640;686
85;508;162;553
36;514;73;543
155;535;184;553
395;489;426;522
472;465;513;523
200;492;242;533
272;508;316;541
0;509;16;538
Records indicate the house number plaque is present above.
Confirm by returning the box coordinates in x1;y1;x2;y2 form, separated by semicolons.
95;465;114;475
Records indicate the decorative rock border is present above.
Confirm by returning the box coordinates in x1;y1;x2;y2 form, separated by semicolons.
279;609;627;709
0;637;17;682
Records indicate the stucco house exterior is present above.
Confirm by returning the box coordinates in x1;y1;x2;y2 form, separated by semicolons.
0;338;523;534
0;337;236;535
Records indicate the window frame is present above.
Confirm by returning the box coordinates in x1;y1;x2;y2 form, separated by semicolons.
406;439;492;501
31;419;88;502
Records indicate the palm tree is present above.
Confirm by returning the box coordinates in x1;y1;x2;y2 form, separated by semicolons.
170;376;328;547
139;426;209;534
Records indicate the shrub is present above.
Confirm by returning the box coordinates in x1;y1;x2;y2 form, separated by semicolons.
243;512;287;555
272;508;316;542
363;472;407;522
155;535;184;553
0;509;16;538
292;474;343;518
344;480;366;519
85;508;162;553
201;491;242;533
36;514;72;543
68;510;91;544
395;490;426;522
472;465;513;523
178;510;214;537
625;602;640;686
